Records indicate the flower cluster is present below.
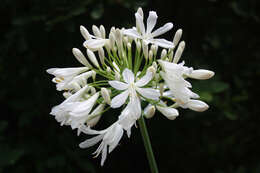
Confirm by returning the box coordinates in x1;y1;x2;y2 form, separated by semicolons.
47;7;214;166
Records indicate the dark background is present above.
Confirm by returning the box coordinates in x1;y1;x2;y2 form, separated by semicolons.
1;0;260;172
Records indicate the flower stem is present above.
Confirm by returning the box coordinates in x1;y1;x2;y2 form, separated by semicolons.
138;115;159;173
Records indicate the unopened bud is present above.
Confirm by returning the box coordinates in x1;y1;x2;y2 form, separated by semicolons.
87;104;105;127
72;48;92;68
151;45;158;57
173;41;185;63
168;50;174;62
152;61;157;70
115;71;121;81
92;71;96;81
157;104;179;120
149;50;153;61
127;43;131;50
186;100;209;112
98;48;105;65
136;41;141;52
142;43;148;60
101;88;111;104
80;25;91;40
173;29;182;48
160;49;167;60
100;25;106;39
187;70;215;80
159;83;164;96
106;66;111;73
144;105;156;119
92;25;101;38
87;49;100;68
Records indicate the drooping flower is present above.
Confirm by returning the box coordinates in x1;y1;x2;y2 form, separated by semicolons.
79;122;124;166
124;8;174;48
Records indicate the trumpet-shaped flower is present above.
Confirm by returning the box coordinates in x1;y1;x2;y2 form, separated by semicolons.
79;122;124;166
124;8;174;48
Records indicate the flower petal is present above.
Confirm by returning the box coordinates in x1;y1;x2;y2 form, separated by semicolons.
151;22;173;38
108;124;124;153
122;68;135;84
135;12;145;35
135;71;153;87
109;81;128;90
149;38;174;48
79;134;104;148
136;87;160;100
111;90;129;108
123;28;141;39
83;39;106;51
146;11;158;34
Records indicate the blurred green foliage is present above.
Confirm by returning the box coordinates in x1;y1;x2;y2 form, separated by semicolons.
0;0;259;172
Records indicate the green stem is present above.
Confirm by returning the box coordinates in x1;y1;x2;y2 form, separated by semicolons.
138;115;159;173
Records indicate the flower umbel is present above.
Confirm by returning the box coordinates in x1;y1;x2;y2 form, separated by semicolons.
46;7;214;167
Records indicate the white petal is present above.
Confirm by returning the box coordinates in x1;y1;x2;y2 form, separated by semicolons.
83;39;106;51
101;144;107;166
108;124;124;153
111;90;129;108
136;87;160;100
151;22;173;38
149;38;174;48
135;12;145;35
122;68;135;84
46;67;88;78
186;100;209;112
135;71;153;87
146;11;158;34
79;135;104;148
157;105;179;120
123;28;141;38
109;81;128;90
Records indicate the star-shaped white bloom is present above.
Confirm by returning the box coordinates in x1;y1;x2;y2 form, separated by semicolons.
109;68;160;108
79;122;124;166
124;8;174;48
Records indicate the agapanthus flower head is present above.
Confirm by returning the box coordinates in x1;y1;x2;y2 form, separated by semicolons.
46;7;214;166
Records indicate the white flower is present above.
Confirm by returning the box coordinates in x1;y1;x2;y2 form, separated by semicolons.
47;67;89;91
50;85;90;125
159;60;199;105
109;68;159;108
186;69;215;80
124;8;174;48
67;92;100;129
79;122;124;166
179;99;209;112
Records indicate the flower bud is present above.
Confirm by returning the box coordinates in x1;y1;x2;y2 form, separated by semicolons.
160;49;167;60
112;61;120;72
168;50;174;62
173;29;182;48
106;66;111;73
98;48;105;65
173;41;185;63
159;83;165;96
100;25;106;39
136;41;141;52
151;44;158;57
101;88;111;104
157;104;179;120
147;66;156;76
87;103;105;127
142;43;148;60
144;104;156;119
115;71;121;81
186;100;209;112
92;71;96;81
187;70;215;80
72;48;92;68
152;61;157;70
127;42;131;50
92;25;101;38
149;50;153;61
123;36;128;45
80;25;91;40
87;49;100;68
